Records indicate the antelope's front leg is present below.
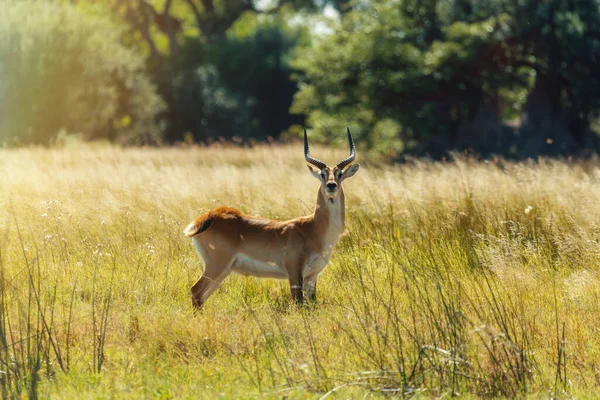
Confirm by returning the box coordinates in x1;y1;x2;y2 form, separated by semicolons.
302;256;325;303
302;274;318;302
288;272;303;304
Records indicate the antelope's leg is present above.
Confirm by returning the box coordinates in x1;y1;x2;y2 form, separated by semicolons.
190;260;233;310
302;274;318;302
288;271;303;304
302;256;325;303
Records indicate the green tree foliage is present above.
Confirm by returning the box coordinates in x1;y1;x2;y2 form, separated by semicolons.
0;1;165;145
508;0;600;154
292;0;511;156
4;0;600;155
293;0;600;158
100;0;309;142
209;17;305;139
167;14;304;142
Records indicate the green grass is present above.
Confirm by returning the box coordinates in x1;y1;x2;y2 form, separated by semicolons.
1;144;600;398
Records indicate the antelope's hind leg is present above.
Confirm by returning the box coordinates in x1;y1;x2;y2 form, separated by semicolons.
190;274;223;310
190;244;235;310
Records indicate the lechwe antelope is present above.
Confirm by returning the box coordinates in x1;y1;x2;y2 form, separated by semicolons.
184;128;360;309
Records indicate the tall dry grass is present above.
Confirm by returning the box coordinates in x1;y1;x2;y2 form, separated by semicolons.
1;144;600;398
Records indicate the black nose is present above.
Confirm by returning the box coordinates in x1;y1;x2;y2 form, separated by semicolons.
326;182;337;190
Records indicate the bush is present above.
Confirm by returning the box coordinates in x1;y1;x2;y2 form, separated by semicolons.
0;1;165;145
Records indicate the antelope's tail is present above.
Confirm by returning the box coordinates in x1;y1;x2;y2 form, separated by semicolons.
183;213;215;237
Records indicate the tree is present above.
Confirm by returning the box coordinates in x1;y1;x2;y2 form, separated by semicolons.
86;0;332;142
292;0;600;158
510;0;600;154
0;0;164;145
202;16;305;140
292;0;514;156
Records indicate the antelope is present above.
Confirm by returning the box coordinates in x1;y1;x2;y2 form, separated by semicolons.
183;128;360;310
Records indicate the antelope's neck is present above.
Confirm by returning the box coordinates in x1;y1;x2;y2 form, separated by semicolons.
313;189;345;253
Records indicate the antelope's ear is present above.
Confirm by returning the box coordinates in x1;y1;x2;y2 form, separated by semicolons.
307;165;323;181
342;163;360;180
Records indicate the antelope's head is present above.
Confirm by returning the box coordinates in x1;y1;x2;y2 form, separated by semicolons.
305;128;360;203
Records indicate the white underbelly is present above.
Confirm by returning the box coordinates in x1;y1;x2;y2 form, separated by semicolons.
232;253;289;279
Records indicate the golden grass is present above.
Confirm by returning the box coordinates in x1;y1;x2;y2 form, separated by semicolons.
2;143;600;398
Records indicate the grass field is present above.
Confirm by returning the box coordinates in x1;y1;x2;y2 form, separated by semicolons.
2;144;600;398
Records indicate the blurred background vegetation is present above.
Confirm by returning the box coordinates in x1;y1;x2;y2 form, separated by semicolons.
1;0;600;158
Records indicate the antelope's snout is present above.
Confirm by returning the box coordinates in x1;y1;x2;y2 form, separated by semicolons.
325;180;339;200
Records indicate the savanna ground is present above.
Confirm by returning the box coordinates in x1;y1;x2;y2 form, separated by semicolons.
1;144;600;399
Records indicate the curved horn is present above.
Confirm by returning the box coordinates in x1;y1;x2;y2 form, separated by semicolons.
336;127;356;170
304;129;327;170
